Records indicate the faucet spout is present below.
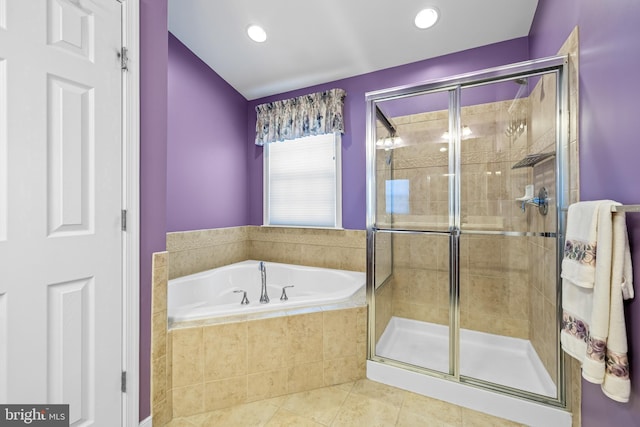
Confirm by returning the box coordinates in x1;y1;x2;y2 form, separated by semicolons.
259;261;269;304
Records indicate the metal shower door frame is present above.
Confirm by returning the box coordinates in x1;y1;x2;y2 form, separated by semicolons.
365;54;570;408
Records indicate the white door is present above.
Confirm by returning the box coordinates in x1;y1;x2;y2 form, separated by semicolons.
0;0;124;425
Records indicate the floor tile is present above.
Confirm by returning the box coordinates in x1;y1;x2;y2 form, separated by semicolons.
461;407;527;427
265;408;326;427
197;400;280;427
349;379;408;408
400;391;463;426
331;393;400;427
281;385;349;425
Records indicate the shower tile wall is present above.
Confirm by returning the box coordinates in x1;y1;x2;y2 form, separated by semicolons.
382;99;533;340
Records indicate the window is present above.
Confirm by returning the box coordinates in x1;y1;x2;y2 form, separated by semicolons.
385;179;410;214
264;133;342;228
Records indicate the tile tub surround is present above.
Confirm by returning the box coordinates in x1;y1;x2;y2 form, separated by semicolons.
169;306;367;418
167;226;366;280
154;226;367;424
151;251;172;427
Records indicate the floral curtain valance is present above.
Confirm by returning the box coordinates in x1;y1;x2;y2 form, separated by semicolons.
255;88;346;145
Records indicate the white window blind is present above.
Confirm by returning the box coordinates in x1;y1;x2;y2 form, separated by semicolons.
264;133;342;228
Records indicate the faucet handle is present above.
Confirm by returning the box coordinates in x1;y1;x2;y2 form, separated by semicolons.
233;290;250;305
280;285;294;301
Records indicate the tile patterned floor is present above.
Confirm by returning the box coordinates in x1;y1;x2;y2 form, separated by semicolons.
166;379;526;427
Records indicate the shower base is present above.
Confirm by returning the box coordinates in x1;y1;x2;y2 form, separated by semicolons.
369;316;571;426
376;316;556;396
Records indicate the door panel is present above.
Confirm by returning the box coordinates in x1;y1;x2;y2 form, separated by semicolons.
0;1;123;425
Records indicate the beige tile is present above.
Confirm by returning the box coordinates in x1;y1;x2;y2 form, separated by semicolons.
172;327;204;388
152;355;167;406
151;264;169;313
461;407;526;426
265;408;325;427
172;384;204;417
262;394;289;407
152;310;167;360
152;397;172;427
332;393;400;427
287;361;324;394
396;409;452;427
167;227;249;252
203;322;247;381
323;309;357;359
335;381;355;393
204;376;247;411
323;356;365;386
247;317;288;373
166;331;173;391
287;312;323;365
350;379;407;409
199;400;280;427
153;250;168;268
401;392;463;425
247;369;288;402
165;417;198;427
281;385;349;425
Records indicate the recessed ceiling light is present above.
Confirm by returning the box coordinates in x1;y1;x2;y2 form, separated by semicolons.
247;24;267;43
414;8;439;29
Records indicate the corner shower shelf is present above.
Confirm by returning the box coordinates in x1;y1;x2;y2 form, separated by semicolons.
512;152;555;169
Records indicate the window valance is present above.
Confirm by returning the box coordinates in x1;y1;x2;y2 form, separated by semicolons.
255;88;346;145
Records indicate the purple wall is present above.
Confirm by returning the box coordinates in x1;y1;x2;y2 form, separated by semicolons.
246;38;530;229
140;0;168;420
530;1;640;425
167;34;249;231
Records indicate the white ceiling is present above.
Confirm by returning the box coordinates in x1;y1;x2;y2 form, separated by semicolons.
168;0;539;101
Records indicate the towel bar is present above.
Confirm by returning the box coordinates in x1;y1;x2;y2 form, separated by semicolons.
561;204;640;213
611;205;640;213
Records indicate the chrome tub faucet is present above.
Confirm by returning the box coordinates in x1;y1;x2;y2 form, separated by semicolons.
259;261;269;303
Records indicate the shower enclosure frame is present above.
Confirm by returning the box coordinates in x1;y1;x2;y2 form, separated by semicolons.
365;55;570;409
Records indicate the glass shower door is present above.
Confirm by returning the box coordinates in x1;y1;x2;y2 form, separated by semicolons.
367;56;568;408
458;74;561;398
371;90;453;376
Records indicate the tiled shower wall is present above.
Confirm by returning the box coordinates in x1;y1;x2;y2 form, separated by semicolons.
378;97;533;340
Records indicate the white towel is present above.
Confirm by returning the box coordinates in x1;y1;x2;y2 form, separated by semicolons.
560;201;634;403
561;201;601;288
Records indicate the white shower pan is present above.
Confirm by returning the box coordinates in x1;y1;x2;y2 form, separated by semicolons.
369;316;571;426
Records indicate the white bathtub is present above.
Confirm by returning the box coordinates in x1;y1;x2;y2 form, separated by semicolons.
168;260;366;325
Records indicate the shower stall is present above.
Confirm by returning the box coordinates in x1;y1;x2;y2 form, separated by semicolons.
365;56;571;425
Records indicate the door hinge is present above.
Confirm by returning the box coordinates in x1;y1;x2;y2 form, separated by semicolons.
121;371;127;393
121;209;127;232
118;47;129;71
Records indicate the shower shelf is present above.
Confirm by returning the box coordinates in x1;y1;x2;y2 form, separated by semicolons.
512;152;555;169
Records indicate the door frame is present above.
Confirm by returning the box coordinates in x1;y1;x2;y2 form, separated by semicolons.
122;0;140;425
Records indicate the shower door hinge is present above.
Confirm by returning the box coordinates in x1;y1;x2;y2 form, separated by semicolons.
118;47;129;71
121;209;127;232
121;371;127;393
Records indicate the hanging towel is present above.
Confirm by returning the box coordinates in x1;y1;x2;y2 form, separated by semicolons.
561;200;634;403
